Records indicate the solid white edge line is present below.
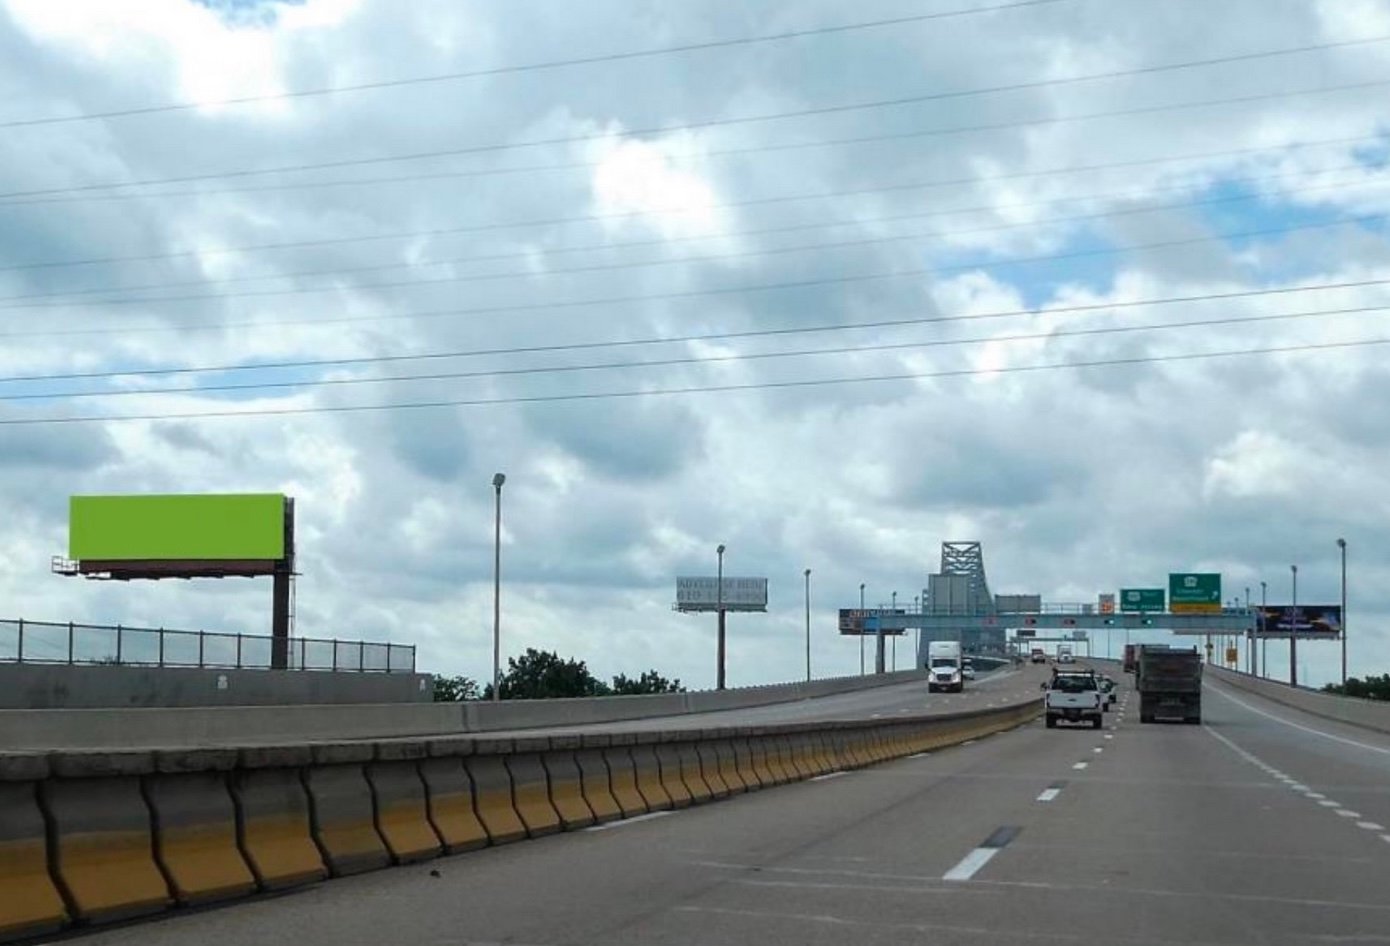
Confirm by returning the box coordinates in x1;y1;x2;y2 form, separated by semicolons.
585;811;673;832
1036;788;1061;802
1206;684;1390;756
943;846;998;882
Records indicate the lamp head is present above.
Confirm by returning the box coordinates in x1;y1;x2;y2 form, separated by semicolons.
492;472;506;488
716;544;725;556
1337;537;1347;549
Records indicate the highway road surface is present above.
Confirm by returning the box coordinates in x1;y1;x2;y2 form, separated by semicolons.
65;668;1390;946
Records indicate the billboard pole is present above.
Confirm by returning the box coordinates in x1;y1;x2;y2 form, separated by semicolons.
271;499;294;670
1259;581;1267;678
859;584;866;676
716;545;726;691
492;473;505;702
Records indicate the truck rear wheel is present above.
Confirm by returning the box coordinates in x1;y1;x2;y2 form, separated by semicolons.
1091;717;1103;730
1045;716;1057;729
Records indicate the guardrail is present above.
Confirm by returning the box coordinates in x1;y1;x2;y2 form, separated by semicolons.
0;618;416;673
1206;666;1390;736
0;693;1041;941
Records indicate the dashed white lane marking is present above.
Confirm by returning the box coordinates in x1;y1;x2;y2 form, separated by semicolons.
1092;747;1104;754
1357;822;1384;831
1306;793;1327;800
942;847;998;882
1072;762;1088;770
811;771;849;782
1381;835;1390;844
1103;734;1114;740
585;811;672;831
1036;788;1062;802
1334;810;1361;819
1318;800;1341;808
1288;783;1309;792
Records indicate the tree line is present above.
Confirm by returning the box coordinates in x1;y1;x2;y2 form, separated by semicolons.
1321;674;1390;701
432;647;685;701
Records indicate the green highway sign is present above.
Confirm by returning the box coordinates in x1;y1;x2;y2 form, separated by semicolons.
1168;573;1222;614
1120;588;1165;612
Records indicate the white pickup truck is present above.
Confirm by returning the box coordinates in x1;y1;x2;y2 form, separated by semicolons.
1043;671;1104;729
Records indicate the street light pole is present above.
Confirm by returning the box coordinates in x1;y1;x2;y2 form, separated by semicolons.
491;472;505;702
1290;564;1298;688
716;544;726;691
859;583;866;676
1338;538;1347;688
804;568;812;683
1259;580;1267;678
1245;586;1251;674
890;591;897;672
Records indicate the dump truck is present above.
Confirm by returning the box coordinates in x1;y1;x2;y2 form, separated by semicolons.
1137;645;1202;724
1122;643;1138;673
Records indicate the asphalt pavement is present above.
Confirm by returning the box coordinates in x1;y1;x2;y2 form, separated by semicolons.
63;666;1390;946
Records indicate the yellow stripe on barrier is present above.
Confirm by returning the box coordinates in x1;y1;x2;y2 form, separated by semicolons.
655;745;693;808
732;739;763;790
507;754;561;838
0;783;67;942
231;769;326;890
146;773;255;905
713;741;747;793
543;753;596;830
45;777;171;923
694;744;729;799
628;746;671;812
419;758;488;853
464;756;527;845
575;750;623;824
367;763;441;864
304;766;390;877
607;748;652;815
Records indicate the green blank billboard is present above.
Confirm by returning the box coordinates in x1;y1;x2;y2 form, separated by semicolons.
69;494;285;561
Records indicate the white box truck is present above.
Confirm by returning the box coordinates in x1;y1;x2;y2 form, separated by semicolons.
927;640;964;693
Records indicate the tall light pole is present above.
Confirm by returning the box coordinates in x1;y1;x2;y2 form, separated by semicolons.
1337;538;1347;687
716;544;726;691
803;568;812;683
859;583;866;676
1259;580;1267;678
891;591;897;672
1290;564;1298;688
491;472;505;702
1244;586;1252;674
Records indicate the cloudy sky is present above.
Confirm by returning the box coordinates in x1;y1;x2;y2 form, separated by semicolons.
1;0;1387;690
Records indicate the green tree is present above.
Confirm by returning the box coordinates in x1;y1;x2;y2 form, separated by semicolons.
611;670;685;695
491;648;611;700
432;675;481;702
1322;674;1390;701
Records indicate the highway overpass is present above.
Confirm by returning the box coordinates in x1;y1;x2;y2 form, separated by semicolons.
6;663;1390;945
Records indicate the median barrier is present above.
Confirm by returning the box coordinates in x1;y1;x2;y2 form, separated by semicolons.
144;770;257;904
303;758;391;876
0;780;67;943
43;774;172;923
541;749;596;830
366;756;442;864
573;748;622;824
654;743;693;807
229;755;326;889
464;749;527;844
678;741;715;802
2;693;1042;940
418;756;489;853
506;750;562;837
603;747;650;817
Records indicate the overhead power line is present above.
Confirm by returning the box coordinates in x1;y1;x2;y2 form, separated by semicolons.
6;276;1390;385
5;214;1387;341
3;337;1385;426
2;166;1378;308
1;130;1379;276
0;0;1073;129
7;304;1385;403
2;210;1380;315
3;35;1386;204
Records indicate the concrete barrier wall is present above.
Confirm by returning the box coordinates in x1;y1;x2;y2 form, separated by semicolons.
1;668;936;751
1207;666;1390;735
0;695;1040;942
0;663;432;709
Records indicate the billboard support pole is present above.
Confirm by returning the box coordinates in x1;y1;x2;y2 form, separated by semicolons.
1290;565;1298;688
715;545;726;691
271;499;295;671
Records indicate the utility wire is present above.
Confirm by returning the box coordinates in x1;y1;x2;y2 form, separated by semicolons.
2;210;1381;314
0;0;1074;129
8;304;1385;403
4;337;1384;426
3;166;1378;307
3;35;1385;203
7;276;1389;384
3;129;1380;275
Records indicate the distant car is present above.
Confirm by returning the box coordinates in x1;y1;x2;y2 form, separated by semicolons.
962;659;976;681
1030;649;1047;664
